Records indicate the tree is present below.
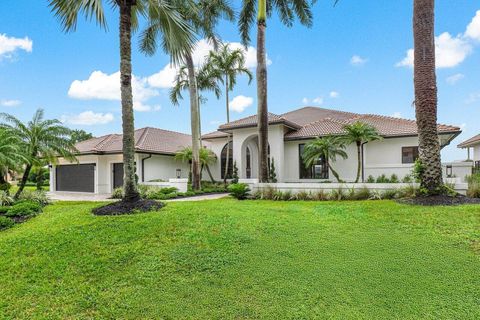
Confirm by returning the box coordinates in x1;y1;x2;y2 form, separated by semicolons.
49;0;194;202
342;121;382;183
174;146;218;183
413;0;443;194
302;136;348;183
0;128;26;192
239;0;314;182
142;0;233;191
70;129;93;144
0;109;76;198
207;43;253;184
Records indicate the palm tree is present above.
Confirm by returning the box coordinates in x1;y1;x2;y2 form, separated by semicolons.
342;121;382;183
141;0;234;191
0;109;76;199
302;136;348;183
239;0;314;182
413;0;443;194
48;0;194;202
0;128;26;192
174;146;218;183
207;43;253;183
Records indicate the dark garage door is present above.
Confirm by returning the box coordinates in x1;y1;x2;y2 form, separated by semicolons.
113;163;124;189
56;164;95;192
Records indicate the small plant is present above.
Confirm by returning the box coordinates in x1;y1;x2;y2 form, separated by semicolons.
232;162;239;184
329;188;346;201
402;175;413;183
111;187;123;199
227;183;250;200
397;185;418;198
0;216;14;230
17;190;50;206
0;182;11;192
353;187;371;200
369;190;382;200
269;158;277;183
366;175;375;183
390;174;399;183
376;174;390;184
381;189;398;200
294;190;312;201
6;201;42;217
412;159;425;183
312;190;329;201
0;191;14;206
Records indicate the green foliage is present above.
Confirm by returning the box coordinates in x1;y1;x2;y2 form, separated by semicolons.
366;175;376;183
269;158;277;183
6;201;42;217
111;188;123;199
376;174;390;183
0;182;11;192
397;185;419;198
402;175;413;183
329;188;347;201
232;162;239;184
412;159;425;183
0;216;14;230
0;191;14;206
17;190;50;206
352;187;371;200
390;174;399;183
70;129;93;144
302;136;348;182
227;183;250;200
381;189;398;200
28;166;49;190
467;174;480;198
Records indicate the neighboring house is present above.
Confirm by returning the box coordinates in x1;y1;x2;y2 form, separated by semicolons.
458;134;480;173
51;127;192;193
203;106;462;183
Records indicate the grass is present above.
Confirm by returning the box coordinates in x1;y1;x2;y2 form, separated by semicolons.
0;199;479;319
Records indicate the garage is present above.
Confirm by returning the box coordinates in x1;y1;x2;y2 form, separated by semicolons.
56;164;95;193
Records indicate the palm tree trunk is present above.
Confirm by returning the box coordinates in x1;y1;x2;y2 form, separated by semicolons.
329;164;342;183
224;76;231;185
355;142;361;183
15;164;31;199
206;165;216;183
119;1;140;202
413;0;443;194
257;0;269;183
185;52;201;191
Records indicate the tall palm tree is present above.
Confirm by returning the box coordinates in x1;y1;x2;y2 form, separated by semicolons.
0;128;26;191
207;43;253;183
413;0;443;194
174;146;218;183
142;0;234;191
49;0;194;202
342;121;382;183
239;0;314;182
0;109;76;199
302;136;348;183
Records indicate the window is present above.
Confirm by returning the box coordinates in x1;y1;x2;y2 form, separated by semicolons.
299;144;329;179
246;147;251;179
221;141;233;179
402;146;419;164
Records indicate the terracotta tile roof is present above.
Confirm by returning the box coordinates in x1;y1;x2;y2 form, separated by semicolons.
215;106;461;140
458;134;480;148
75;127;194;155
202;131;229;139
219;112;301;130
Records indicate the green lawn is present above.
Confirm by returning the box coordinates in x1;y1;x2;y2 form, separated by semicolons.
0;199;479;319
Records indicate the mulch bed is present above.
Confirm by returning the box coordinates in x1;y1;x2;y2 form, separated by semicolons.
92;199;165;216
398;194;480;206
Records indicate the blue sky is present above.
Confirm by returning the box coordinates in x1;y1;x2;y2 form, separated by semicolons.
1;1;479;161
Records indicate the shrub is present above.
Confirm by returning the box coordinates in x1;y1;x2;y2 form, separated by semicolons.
6;201;42;217
281;190;293;201
390;174;399;183
232;162;239;184
0;216;14;230
369;190;383;200
0;191;14;206
259;186;276;200
312;190;329;201
17;190;50;206
467;174;480;198
329;188;346;201
381;189;398;200
0;182;11;192
397;185;418;198
111;188;123;199
352;187;371;200
412;159;424;183
227;183;250;200
376;174;390;183
402;175;413;183
366;175;375;183
269;158;278;183
294;190;311;201
0;206;10;214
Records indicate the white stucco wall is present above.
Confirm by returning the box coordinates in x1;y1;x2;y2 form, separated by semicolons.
203;138;228;181
141;154;190;182
474;145;480;162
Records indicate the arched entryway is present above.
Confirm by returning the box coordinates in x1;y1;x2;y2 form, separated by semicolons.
240;135;270;180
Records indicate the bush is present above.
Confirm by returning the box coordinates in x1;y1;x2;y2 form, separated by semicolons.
402;175;413;183
0;191;14;206
0;216;14;230
294;190;311;201
6;201;42;217
376;174;390;183
312;190;329;201
227;183;250;200
111;188;123;199
352;187;371;200
390;174;399;183
366;175;376;183
397;185;418;198
17;190;50;206
381;189;398;200
467;174;480;198
329;188;346;201
412;159;424;183
0;182;11;192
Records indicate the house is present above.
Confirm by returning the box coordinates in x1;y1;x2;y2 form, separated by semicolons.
51;127;192;193
52;106;464;194
203;106;462;183
458;134;480;173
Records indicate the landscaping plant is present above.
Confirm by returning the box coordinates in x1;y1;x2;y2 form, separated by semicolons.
228;183;250;200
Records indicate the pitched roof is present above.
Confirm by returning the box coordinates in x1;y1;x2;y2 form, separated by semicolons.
75;127;193;155
201;130;229;139
458;134;480;148
215;106;461;140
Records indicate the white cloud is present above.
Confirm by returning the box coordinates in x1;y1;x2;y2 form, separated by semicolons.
446;73;465;85
465;10;480;41
396;49;414;68
302;96;323;105
392;112;402;118
329;91;339;98
0;34;32;59
229;95;253;113
147;64;177;89
0;99;21;107
68;71;159;112
302;97;309;105
61;111;114;125
350;55;367;66
312;97;323;105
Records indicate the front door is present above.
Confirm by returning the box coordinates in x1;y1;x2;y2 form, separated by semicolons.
113;163;124;189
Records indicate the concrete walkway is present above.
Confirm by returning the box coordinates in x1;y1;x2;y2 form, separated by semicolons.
48;192;229;202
